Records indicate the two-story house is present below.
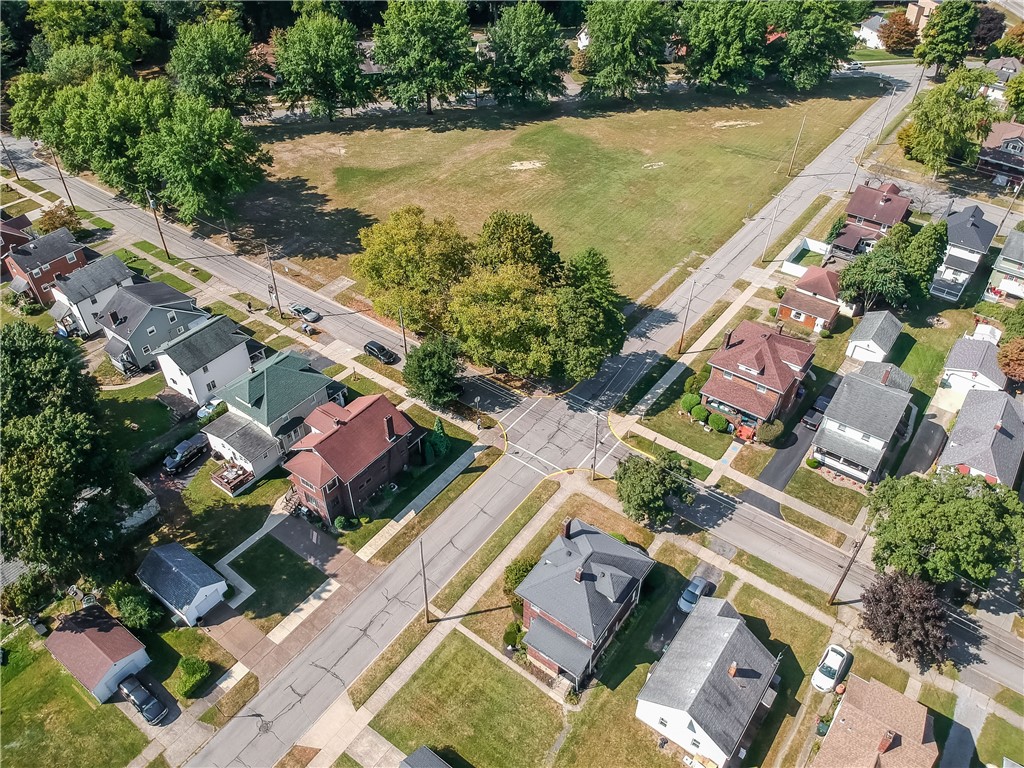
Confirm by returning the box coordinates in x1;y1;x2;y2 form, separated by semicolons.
156;315;264;405
515;518;654;690
283;396;423;524
3;227;90;306
929;206;996;301
636;598;780;768
202;351;343;495
0;214;32;258
777;266;846;333
96;283;208;375
830;183;912;260
49;254;139;337
905;0;938;31
700;320;816;440
984;229;1024;304
982;57;1023;103
812;362;914;483
978;121;1024;188
937;390;1024;488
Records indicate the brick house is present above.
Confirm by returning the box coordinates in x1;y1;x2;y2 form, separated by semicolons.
831;183;912;260
700;320;816;440
3;227;89;305
978;121;1024;191
515;518;654;690
0;214;32;258
283;396;423;524
777;266;843;333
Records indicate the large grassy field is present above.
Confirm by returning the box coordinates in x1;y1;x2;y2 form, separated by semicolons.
239;79;882;298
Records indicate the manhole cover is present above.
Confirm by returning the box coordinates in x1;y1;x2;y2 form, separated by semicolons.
258;719;273;734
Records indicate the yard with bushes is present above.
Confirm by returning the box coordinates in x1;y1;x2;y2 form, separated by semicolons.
138;620;236;705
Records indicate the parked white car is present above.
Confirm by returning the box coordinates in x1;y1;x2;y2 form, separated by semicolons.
811;644;849;692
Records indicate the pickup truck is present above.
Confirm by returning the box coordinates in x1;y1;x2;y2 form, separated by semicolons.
163;433;209;475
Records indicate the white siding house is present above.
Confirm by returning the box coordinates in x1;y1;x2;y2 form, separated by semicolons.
940;337;1007;393
156;315;260;405
636;700;729;767
845;310;902;363
49;255;137;337
930;206;996;302
856;15;885;49
137;543;228;627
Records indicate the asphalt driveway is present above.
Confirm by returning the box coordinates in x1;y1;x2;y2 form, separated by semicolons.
759;422;815;489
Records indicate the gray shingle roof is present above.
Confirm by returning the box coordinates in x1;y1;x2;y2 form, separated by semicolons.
515;519;654;643
217;351;333;428
849;311;902;353
938;390;1024;485
945;206;996;254
861;14;884;32
522;616;594;679
944;338;1007;389
637;598;778;758
860;362;914;393
202;411;280;461
137;543;224;613
7;227;81;271
157;315;249;374
400;747;452;768
812;426;887;471
52;255;135;303
942;253;982;273
817;369;913;441
96;282;200;332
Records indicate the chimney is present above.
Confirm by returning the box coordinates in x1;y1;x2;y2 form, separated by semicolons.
574;566;583;583
108;310;119;325
723;330;732;349
881;367;890;385
878;730;896;754
561;517;572;539
333;418;342;427
385;414;396;441
995;420;1003;432
728;661;738;678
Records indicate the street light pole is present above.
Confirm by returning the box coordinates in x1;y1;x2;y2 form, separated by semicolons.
875;82;899;144
398;306;409;356
787;112;807;177
264;242;284;318
145;190;171;260
0;138;20;180
419;539;430;626
592;414;599;480
50;149;75;210
828;530;868;605
675;279;696;355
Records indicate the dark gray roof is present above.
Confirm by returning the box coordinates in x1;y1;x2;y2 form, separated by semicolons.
515;519;654;643
995;230;1024;277
401;747;452;768
860;362;914;392
812;425;887;471
49;300;71;320
96;282;200;333
157;315;249;374
945;206;996;254
7;227;81;271
987;56;1023;84
939;390;1024;485
849;310;902;352
817;369;912;441
942;253;982;273
136;543;224;613
53;255;135;303
861;14;884;32
944;338;1007;389
637;599;778;758
202;411;279;461
523;616;594;679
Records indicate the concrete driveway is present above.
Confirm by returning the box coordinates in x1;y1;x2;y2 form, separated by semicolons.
758;423;815;489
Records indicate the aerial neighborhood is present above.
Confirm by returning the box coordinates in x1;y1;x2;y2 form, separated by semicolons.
2;2;1024;768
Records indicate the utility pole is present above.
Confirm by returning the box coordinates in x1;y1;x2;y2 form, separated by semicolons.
787;113;807;177
591;414;599;480
875;82;898;144
0;138;20;180
264;242;284;318
419;540;430;625
398;306;409;356
848;134;872;194
50;149;75;210
145;190;171;260
996;181;1022;236
760;195;784;264
675;280;696;355
828;530;869;605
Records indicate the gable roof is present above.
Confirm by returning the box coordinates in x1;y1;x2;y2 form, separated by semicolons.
860;362;914;393
157;315;250;374
987;57;1023;84
707;320;815;393
938;390;1024;485
819;368;913;441
202;410;280;461
516;519;654;643
96;282;200;334
846;183;912;227
779;289;839;324
52;254;136;304
45;605;145;692
637;598;778;757
849;310;902;352
7;227;82;271
944;337;1007;389
795;266;841;302
982;121;1024;150
137;543;225;613
945;206;996;254
861;14;885;32
218;351;332;427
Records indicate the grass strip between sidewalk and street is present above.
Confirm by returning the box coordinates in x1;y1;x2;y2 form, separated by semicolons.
757;193;831;266
347;613;437;710
354;353;406;386
732;548;837;618
198;673;260;728
622;432;713;481
780;505;846;549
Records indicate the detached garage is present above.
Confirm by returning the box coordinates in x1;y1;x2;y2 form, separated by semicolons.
137;543;227;627
845;310;902;363
941;338;1007;393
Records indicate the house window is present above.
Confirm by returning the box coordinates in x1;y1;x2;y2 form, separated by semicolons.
41;263;49;271
141;345;151;355
756;384;767;393
324;477;339;492
31;268;41;278
300;478;316;491
147;326;156;336
305;494;319;508
66;254;76;264
658;718;668;728
90;296;98;305
167;311;176;323
723;371;733;380
855;216;864;224
206;380;217;392
690;739;701;750
792;311;805;321
176;326;184;334
202;364;209;374
861;433;871;442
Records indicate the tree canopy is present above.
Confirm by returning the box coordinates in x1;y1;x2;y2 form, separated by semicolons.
614;452;693;527
582;0;674;99
770;0;857;91
861;573;952;670
474;210;561;275
485;1;568;106
879;11;919;53
997;337;1024;381
27;0;154;61
972;5;1005;53
915;0;978;76
403;334;464;408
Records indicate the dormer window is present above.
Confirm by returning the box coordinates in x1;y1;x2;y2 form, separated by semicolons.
756;384;767;393
167;311;176;323
723;371;733;380
738;364;760;376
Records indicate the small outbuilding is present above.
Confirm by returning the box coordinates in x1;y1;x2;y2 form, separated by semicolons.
845;310;902;363
940;337;1007;393
137;543;227;626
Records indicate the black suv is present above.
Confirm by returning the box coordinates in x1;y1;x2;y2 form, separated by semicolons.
118;675;168;725
163;434;209;475
364;340;399;365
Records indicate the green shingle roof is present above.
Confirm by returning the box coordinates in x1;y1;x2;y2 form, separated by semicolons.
218;351;331;427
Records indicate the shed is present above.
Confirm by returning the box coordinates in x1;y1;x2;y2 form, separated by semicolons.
845;311;902;362
941;337;1007;393
137;543;227;626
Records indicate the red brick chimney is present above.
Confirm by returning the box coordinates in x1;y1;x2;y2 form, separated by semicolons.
881;367;890;385
385;414;396;441
728;661;738;678
561;517;572;539
574;566;583;583
995;420;1003;432
878;730;896;754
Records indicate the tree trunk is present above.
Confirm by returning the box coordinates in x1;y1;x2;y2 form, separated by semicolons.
426;92;433;115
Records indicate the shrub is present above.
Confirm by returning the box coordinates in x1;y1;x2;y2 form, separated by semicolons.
819;328;832;339
826;215;846;244
679;392;701;413
21;303;44;316
176;654;210;698
2;291;19;309
768;307;778;318
690;404;709;423
684;365;711;395
609;532;629;545
806;457;822;469
35;201;84;236
708;413;729;433
0;567;55;616
502;620;524;649
108;580;161;629
774;285;787;299
571;48;590;75
757;419;784;445
565;688;582;705
198;401;227;426
504;557;535;616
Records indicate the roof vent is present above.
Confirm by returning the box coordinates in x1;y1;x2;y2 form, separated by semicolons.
249;366;256;374
994;420;1003;432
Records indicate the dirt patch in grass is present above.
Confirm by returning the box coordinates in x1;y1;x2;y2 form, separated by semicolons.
199;673;260;728
348;613;437;709
732;444;775;478
274;745;320;768
784;467;864;524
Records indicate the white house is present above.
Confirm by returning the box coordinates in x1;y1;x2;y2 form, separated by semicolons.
845;310;902;363
856;15;885;49
45;605;151;702
940;337;1007;393
156;315;264;405
930;206;996;301
938;390;1024;488
137;543;227;627
982;57;1023;102
49;254;138;337
636;598;779;768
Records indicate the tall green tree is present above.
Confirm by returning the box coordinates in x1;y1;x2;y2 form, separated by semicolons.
273;11;370;121
903;221;947;297
43;42;126;87
373;0;474;114
1005;74;1024;122
6;72;56;138
838;224;914;310
143;94;270;221
353;205;472;331
27;0;154;61
914;0;978;76
403;334;464;407
678;0;772;93
485;1;568;106
582;0;673;99
614;452;694;527
168;20;269;118
770;1;856;90
869;473;1024;584
474;210;561;276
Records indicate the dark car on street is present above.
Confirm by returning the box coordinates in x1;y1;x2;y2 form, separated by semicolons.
163;433;209;475
364;340;399;365
118;675;168;725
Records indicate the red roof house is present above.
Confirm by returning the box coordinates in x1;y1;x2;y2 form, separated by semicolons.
832;183;912;258
778;266;843;333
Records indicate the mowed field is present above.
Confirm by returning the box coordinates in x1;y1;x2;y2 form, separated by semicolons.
239;79;880;299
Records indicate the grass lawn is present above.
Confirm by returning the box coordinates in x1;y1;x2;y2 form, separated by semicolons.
332;755;361;768
732;549;837;617
266;334;301;351
995;687;1024;717
98;373;171;453
851;48;915;63
760;194;831;265
623;432;713;481
784;468;864;524
347;612;437;709
205;301;249;324
133;240;182;266
1;183;24;204
15;178;45;194
644;398;736;460
732;584;831;767
733;444;775;478
4;197;41;216
370;632;565;768
807;198;849;242
199;672;260;728
112;247;163;278
976;715;1024;768
716;476;748;497
230;292;270;311
0;299;58;332
851;646;909;692
341;372;404;405
151;272;196;294
653;540;700;578
241;79;880;299
354;353;405;386
146;754;171;768
322;363;345;378
242;320;279;343
41;190;60;203
1;627;148;768
434;478;561;613
138;619;237;706
780;505;846;548
918;683;957;753
231;536;327;633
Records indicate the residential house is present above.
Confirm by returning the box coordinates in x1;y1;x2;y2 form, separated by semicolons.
938;390;1024;487
49;254;138;337
636;598;780;768
283;396;423;524
137;543;227;627
700;320;816;440
979;121;1024;189
940;337;1007;393
45;605;151;702
97;283;208;375
856;15;885;49
357;40;385;76
929;205;996;301
906;0;938;32
400;747;452;768
812;363;914;483
777;266;844;333
3;227;89;305
984;229;1024;304
845;310;902;363
202;351;342;495
982;57;1023;102
515;518;654;690
815;675;938;768
830;183;912;260
156;315;264;405
0;213;32;257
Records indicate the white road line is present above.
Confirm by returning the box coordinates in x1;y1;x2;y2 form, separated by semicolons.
502;398;543;434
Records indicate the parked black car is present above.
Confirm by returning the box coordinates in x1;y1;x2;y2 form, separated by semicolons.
799;383;838;431
163;433;209;475
364;340;399;365
118;675;168;724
